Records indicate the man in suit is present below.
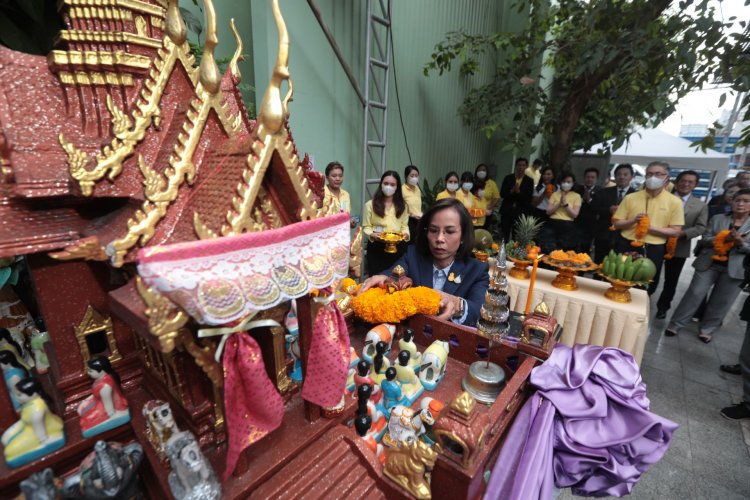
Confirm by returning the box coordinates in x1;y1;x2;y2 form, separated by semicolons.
574;168;601;253
591;164;636;264
500;158;535;242
653;170;708;317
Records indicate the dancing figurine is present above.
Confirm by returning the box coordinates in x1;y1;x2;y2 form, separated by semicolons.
380;367;404;412
353;360;382;404
395;351;424;405
354;414;386;465
397;328;422;372
0;350;28;412
368;341;391;385
78;357;130;438
356;384;387;442
1;377;65;468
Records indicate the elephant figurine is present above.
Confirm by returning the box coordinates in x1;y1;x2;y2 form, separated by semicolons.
19;468;59;500
62;440;144;499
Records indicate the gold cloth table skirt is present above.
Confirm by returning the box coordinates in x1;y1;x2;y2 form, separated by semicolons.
505;262;649;365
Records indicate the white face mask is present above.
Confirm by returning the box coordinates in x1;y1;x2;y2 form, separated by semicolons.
408;176;419;186
477;190;485;198
560;182;573;192
381;185;396;197
476;171;487;180
644;176;665;190
462;182;474;191
446;182;459;192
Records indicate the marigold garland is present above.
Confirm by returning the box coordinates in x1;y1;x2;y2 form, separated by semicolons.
545;183;555;196
631;214;649;247
712;230;733;262
352;286;441;324
664;237;678;260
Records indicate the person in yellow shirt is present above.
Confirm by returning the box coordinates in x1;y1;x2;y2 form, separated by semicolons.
363;170;410;275
613;161;684;294
474;163;500;210
538;172;582;253
435;171;460;201
470;180;491;227
525;158;543;186
402;165;423;242
322;161;356;227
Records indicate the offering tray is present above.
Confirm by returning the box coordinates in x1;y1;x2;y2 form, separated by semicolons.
597;273;650;304
381;232;405;253
541;256;599;291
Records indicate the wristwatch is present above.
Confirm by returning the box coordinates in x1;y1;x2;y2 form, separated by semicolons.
452;298;466;319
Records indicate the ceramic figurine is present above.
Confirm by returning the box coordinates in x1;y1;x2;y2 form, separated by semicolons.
356;384;387;442
0;328;31;371
30;330;50;375
349;346;360;369
368;341;392;385
143;400;179;463
78;357;130;438
0;350;29;412
398;328;422;372
395;351;424;405
353;360;382;404
354;414;386;465
284;300;303;382
362;324;395;363
380;367;405;412
382;405;427;448
1;377;65;468
62;440;143;499
417;397;445;445
346;366;357;394
166;430;221;500
19;467;60;500
419;340;450;391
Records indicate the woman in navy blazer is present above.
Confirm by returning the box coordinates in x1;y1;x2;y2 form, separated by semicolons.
359;199;489;326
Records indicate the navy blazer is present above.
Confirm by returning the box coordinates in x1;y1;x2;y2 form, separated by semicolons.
387;246;489;326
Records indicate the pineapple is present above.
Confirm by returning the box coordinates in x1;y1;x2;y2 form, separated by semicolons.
506;215;544;260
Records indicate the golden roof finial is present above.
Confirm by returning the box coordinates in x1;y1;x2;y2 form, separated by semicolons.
199;0;221;94
228;18;244;83
258;0;293;134
165;0;187;45
534;301;550;316
451;391;476;417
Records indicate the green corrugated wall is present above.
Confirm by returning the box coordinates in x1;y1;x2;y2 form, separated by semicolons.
186;0;527;218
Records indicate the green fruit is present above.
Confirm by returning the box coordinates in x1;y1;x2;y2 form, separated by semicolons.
631;258;645;279
623;260;636;281
634;258;657;281
615;255;625;279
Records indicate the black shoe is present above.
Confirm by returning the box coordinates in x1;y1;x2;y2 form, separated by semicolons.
720;364;742;375
720;403;750;420
655;309;667;319
664;328;678;337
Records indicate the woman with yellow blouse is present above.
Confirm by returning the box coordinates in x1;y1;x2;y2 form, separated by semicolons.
435;171;460;201
363;170;410;275
538;171;582;253
470;179;491;228
402;165;423;243
475;163;500;210
322;161;356;227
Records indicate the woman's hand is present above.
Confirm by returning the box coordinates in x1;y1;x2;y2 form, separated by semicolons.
357;275;388;294
401;232;410;240
435;291;462;321
370;232;383;242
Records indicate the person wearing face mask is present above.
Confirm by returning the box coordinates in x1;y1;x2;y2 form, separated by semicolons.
362;171;410;275
469;179;492;227
538;172;582;254
402;165;423;243
531;166;556;222
613;161;684;293
500;158;535;242
456;171;476;208
358;199;489;325
474;163;500;211
322;161;355;227
436;171;460;201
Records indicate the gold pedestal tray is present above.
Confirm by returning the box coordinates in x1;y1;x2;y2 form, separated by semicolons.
473;250;489;262
381;232;405;253
508;257;532;279
599;274;648;303
541;256;598;291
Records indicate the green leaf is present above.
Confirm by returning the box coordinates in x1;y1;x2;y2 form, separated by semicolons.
180;7;203;38
718;92;727;108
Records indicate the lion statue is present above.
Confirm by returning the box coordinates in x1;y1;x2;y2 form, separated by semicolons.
384;439;438;499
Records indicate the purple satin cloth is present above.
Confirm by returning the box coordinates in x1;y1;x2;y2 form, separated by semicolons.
485;344;678;499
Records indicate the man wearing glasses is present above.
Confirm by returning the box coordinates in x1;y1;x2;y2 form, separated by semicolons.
613;161;684;294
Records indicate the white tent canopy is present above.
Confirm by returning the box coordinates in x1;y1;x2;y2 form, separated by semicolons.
574;128;730;190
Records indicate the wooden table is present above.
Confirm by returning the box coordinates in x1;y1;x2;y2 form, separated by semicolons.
505;263;650;365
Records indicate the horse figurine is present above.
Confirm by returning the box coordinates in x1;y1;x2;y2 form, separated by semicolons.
383;439;438;499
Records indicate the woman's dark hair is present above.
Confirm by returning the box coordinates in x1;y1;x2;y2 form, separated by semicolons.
372;170;405;218
536;166;555;191
474;163;488;175
733;188;750;199
354;414;372;436
15;377;52;407
0;350;29;375
416;199;475;262
404;165;419;179
374;341;387;374
460;171;474;184
325;161;344;177
88;356;121;386
471;179;486;196
444;171;459;184
558;171;576;184
0;329;24;359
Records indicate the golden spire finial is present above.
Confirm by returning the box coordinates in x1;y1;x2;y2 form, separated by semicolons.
258;0;293;134
228;18;244;83
165;0;187;45
534;301;550;316
451;391;476;416
199;0;221;94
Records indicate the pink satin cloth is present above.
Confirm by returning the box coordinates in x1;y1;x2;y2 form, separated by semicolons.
223;333;284;480
301;301;350;407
